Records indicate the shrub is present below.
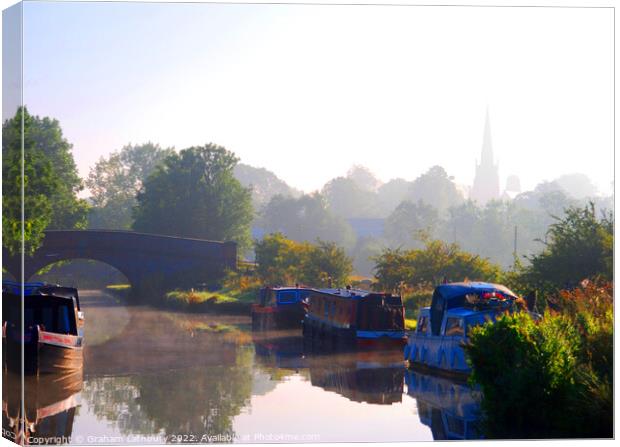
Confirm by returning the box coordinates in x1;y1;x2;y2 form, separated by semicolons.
465;281;613;438
255;233;352;287
373;239;501;291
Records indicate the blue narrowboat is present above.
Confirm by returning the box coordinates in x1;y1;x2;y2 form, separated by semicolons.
405;282;529;375
251;286;312;330
405;368;483;440
2;281;84;375
302;287;406;347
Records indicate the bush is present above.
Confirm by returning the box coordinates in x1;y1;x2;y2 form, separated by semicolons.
373;239;501;291
465;281;613;438
255;233;352;287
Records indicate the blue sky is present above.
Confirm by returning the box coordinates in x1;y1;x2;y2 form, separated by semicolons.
9;1;614;194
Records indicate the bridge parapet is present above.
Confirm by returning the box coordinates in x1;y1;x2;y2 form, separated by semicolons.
2;230;237;297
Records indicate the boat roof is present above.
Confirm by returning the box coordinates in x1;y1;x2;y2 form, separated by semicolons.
2;280;78;301
310;288;395;299
435;282;518;299
264;286;312;292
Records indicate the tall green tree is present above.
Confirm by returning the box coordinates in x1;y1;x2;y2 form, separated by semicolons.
408;166;463;213
322;177;379;218
385;200;439;248
132;144;253;251
258;193;355;249
86;142;174;229
521;203;613;292
2;107;88;255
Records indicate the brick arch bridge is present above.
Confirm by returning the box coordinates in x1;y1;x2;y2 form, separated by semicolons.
2;230;237;297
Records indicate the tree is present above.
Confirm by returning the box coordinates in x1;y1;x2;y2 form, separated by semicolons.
255;233;352;287
86;142;174;229
303;240;353;287
258;193;355;249
554;173;598;199
322;177;379;218
132;144;253;251
2;107;88;256
373;239;501;291
346;165;382;192
376;178;411;217
408;166;463;213
521;203;613;292
384;200;439;248
233;163;301;210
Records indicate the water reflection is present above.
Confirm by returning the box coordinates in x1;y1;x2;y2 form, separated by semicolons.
2;369;83;445
252;330;404;405
81;347;254;440
405;369;483;440
3;291;484;443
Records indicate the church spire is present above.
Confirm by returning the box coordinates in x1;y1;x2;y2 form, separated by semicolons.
481;107;494;165
471;107;500;204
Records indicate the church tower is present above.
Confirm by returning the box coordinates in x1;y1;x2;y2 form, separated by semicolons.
471;109;500;204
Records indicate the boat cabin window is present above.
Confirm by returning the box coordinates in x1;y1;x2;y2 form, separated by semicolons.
277;290;298;304
445;317;464;337
18;298;77;335
417;316;429;334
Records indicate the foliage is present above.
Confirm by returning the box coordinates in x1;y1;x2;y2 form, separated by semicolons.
255;233;353;287
86;142;174;229
346;164;383;191
520;203;613;293
373;239;501;291
554;173;598;199
376;178;411;216
407;166;463;213
322;176;380;218
2;107;89;255
132;144;254;251
385;200;438;248
258;193;355;249
233;163;301;210
401;287;434;318
465;281;613;438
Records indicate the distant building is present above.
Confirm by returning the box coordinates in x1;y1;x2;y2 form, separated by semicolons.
471;110;500;205
346;218;385;239
502;174;522;200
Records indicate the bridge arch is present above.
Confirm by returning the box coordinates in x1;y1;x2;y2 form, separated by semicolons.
29;258;131;290
2;230;237;298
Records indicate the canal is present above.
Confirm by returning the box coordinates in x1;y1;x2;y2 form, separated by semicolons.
3;290;482;444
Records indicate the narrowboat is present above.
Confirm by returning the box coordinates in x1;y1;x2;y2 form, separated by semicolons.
3;369;82;445
405;282;528;376
302;287;406;347
405;368;483;440
2;281;84;375
251;286;312;330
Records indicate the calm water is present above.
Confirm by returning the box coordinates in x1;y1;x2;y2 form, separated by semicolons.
3;290;482;444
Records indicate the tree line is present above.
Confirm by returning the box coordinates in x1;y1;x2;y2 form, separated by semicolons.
2;108;613;291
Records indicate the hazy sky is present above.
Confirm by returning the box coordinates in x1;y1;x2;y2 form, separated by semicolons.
10;1;614;195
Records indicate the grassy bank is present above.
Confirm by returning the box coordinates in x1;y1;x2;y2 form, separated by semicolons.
105;284;132;300
162;287;257;314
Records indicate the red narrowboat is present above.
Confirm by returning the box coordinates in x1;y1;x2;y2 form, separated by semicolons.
302;287;406;347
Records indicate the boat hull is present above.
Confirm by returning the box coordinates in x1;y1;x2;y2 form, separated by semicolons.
4;331;83;375
303;315;406;348
251;304;306;330
404;333;471;375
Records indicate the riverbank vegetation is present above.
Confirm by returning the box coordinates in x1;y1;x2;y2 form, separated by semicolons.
465;280;612;438
462;204;613;438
